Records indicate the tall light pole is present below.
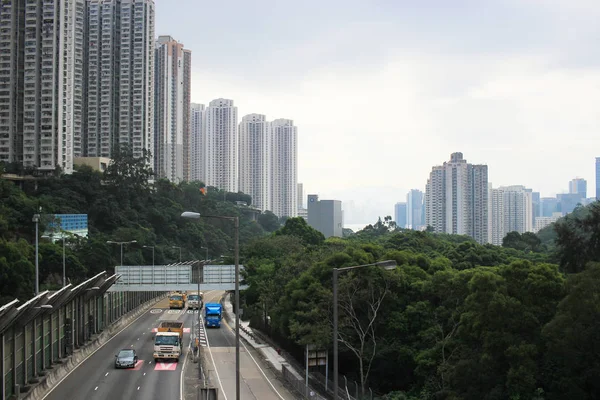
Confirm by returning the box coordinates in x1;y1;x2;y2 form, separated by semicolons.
32;212;40;295
181;211;240;400
332;260;397;400
106;240;137;266
172;246;182;263
200;246;208;262
143;245;155;266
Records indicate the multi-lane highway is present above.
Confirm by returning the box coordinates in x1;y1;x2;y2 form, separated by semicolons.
42;290;296;400
200;291;296;400
42;296;195;400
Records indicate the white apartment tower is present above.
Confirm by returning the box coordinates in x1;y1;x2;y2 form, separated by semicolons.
85;0;155;162
239;114;271;211
189;103;205;182
154;35;191;182
488;185;533;245
204;98;238;192
0;0;85;173
270;119;298;218
425;152;489;244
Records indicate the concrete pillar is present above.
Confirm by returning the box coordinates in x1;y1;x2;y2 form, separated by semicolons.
1;332;6;400
49;314;54;364
32;320;37;379
40;316;45;371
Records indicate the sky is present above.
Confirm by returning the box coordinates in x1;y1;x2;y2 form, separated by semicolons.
155;0;600;225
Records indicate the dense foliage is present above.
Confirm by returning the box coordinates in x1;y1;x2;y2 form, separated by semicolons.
2;153;599;399
242;209;600;400
0;151;270;304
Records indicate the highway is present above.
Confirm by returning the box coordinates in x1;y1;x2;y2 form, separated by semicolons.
201;291;296;400
43;297;195;400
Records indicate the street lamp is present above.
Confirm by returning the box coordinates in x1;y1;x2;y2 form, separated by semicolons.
181;211;241;400
106;240;137;266
32;212;40;295
172;246;182;263
200;246;209;262
332;260;397;400
143;245;155;266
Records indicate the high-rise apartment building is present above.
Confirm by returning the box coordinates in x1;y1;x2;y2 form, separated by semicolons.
239;114;271;211
85;0;155;162
297;183;304;209
407;189;424;230
488;185;533;245
154;35;191;182
569;177;587;198
270;119;298;218
0;0;85;173
425;152;488;243
189;103;205;182
394;202;407;228
204;98;238;192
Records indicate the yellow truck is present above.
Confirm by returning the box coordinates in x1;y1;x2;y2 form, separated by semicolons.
168;292;185;309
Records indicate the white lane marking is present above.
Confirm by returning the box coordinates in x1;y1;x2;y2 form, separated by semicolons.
137;338;140;340
179;323;192;400
40;299;163;400
94;387;98;391
105;372;109;377
137;387;140;391
143;372;146;376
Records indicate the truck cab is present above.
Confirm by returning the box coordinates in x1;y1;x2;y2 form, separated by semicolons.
187;292;203;310
153;332;182;362
168;292;185;309
204;303;222;328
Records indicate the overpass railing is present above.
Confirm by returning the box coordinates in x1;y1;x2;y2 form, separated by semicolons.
0;271;165;400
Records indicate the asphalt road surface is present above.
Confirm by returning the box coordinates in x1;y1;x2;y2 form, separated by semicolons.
43;297;196;400
201;291;296;400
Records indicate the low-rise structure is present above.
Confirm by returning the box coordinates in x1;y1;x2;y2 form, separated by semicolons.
307;194;343;238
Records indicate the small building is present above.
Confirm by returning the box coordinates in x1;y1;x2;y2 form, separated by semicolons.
307;194;343;238
74;157;112;173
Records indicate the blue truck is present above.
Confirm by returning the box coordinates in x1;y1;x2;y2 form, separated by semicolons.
204;303;222;328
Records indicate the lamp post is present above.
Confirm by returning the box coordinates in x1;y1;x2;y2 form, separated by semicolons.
172;246;182;263
106;240;137;266
332;260;397;400
32;212;40;295
143;245;155;266
181;211;240;400
200;246;209;262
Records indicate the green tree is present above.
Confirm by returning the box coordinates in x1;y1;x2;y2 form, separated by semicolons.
274;217;325;246
257;211;280;232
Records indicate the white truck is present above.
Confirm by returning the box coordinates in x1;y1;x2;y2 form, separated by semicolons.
187;292;203;309
153;321;184;361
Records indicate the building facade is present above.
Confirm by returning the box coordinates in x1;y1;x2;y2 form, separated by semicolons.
239;114;271;211
425;152;489;243
569;178;587;198
307;194;342;238
394;202;407;229
204;98;238;192
154;35;191;182
407;189;424;230
0;0;86;173
189;103;205;182
488;185;533;245
270;119;298;218
86;0;155;163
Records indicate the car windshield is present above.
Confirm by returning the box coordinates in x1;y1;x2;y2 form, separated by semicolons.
170;295;182;301
155;336;179;346
118;350;134;358
188;295;199;300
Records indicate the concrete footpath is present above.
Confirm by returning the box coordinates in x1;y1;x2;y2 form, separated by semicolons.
183;293;306;399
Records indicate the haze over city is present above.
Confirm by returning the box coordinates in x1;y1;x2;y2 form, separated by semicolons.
155;0;600;224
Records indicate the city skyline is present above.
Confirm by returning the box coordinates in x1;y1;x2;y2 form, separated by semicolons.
155;0;600;223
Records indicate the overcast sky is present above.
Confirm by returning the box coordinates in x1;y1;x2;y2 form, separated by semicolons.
155;0;600;225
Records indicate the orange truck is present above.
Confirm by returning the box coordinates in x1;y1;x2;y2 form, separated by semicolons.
153;321;184;361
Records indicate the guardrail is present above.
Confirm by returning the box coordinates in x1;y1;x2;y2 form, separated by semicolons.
0;271;166;400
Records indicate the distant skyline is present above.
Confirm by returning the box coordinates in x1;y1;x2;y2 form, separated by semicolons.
155;0;600;224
